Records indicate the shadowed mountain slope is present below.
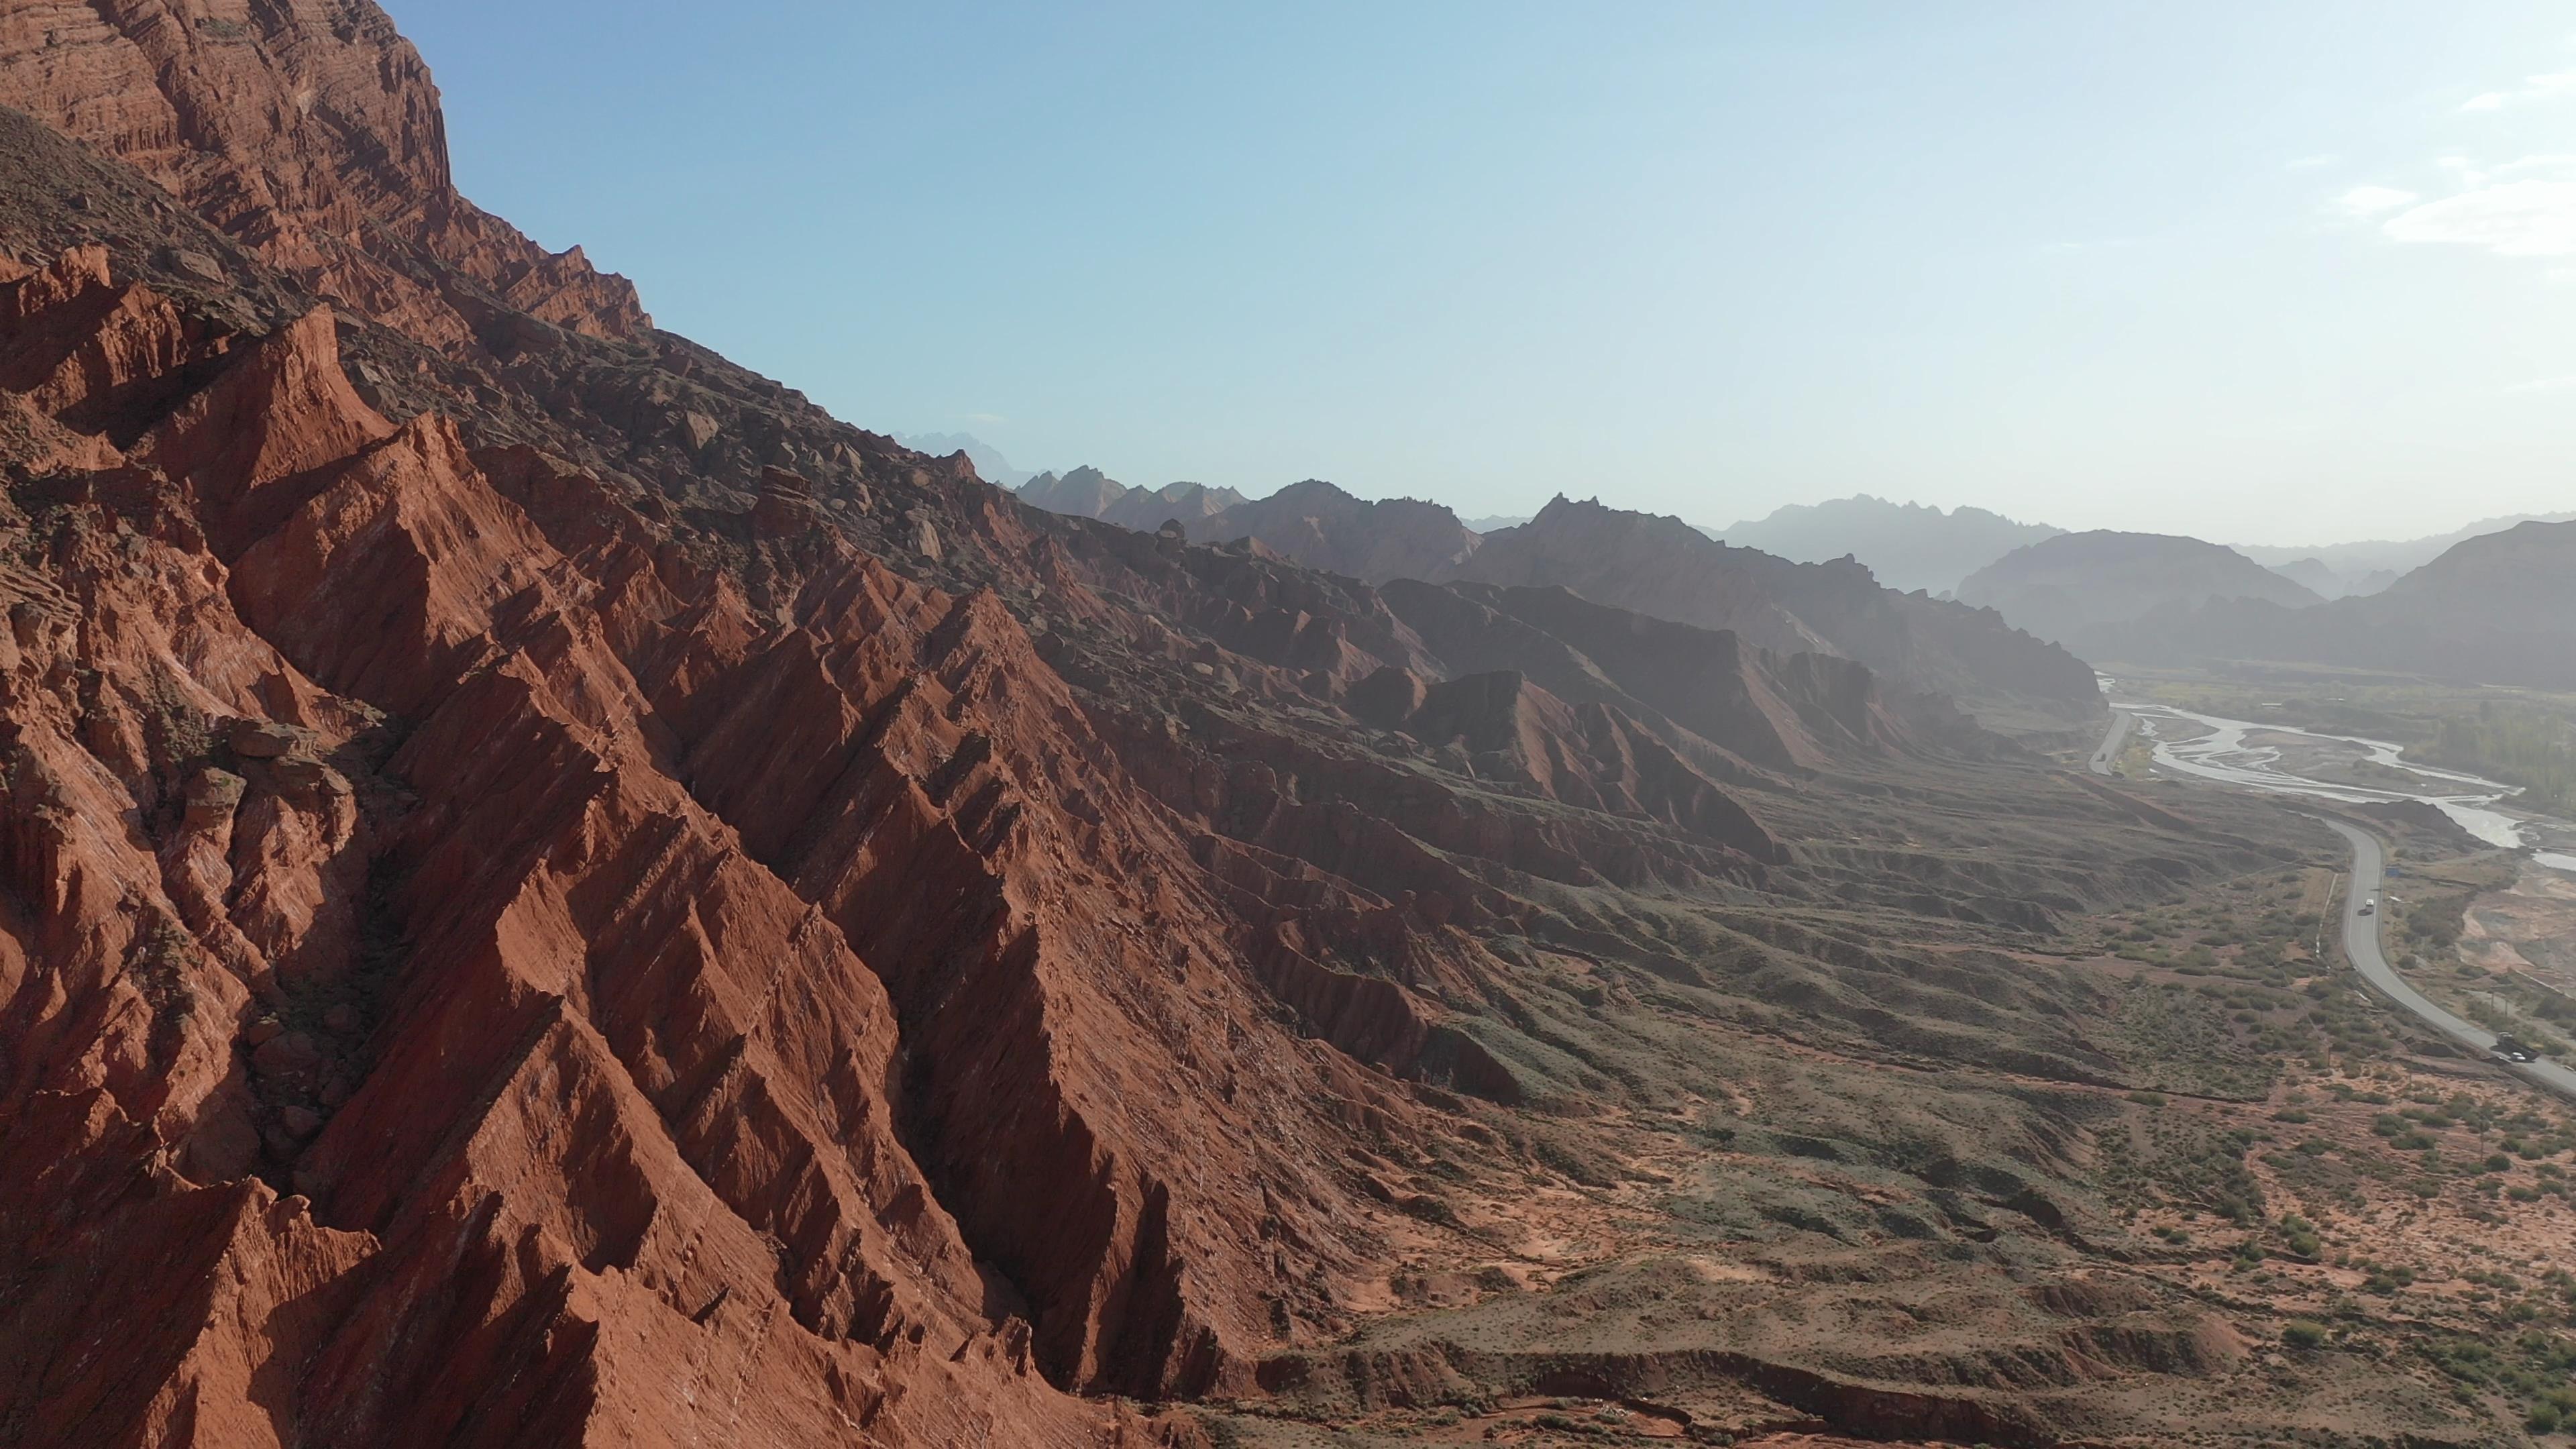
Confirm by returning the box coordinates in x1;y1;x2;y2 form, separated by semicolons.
1177;486;2100;734
0;0;647;347
2084;518;2576;687
1191;477;1485;584
1458;497;2103;731
1957;529;2322;653
2232;509;2576;582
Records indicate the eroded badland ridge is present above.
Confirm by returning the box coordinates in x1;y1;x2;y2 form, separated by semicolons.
1;6;2572;1448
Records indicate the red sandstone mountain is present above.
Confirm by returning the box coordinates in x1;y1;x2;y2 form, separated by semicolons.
0;0;647;350
0;7;2461;1448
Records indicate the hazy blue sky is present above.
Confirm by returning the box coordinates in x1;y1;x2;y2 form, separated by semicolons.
398;2;2576;544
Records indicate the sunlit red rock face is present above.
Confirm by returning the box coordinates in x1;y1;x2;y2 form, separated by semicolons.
0;246;1124;1444
3;175;1573;1436
0;0;648;348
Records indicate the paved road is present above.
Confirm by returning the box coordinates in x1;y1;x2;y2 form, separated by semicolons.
2316;818;2576;1103
2088;709;2135;777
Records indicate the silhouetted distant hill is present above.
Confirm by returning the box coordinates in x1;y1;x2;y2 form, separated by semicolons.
2233;511;2576;582
1957;531;2320;651
2080;519;2576;688
2265;557;2349;600
1713;495;2063;595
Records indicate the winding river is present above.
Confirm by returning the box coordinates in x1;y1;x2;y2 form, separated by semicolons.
2110;698;2576;874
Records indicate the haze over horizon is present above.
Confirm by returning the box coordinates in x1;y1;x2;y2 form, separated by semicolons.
402;1;2576;548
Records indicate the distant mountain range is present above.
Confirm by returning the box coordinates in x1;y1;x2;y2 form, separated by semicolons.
1700;496;2569;604
1711;496;2063;596
2231;511;2576;587
1028;466;2576;699
1019;475;2559;612
2085;519;2576;688
1457;498;2102;720
1138;484;2100;728
2261;556;2387;602
1018;466;1250;533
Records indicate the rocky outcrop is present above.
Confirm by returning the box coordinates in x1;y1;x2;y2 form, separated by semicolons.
1187;480;1483;584
0;241;1133;1444
1020;466;1251;534
0;240;1401;1442
0;0;651;349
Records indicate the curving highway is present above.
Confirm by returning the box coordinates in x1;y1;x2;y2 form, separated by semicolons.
2086;704;2576;1101
2316;818;2576;1103
2088;708;2135;777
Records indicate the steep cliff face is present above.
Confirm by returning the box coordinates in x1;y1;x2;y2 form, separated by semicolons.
0;249;1154;1444
0;0;649;347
